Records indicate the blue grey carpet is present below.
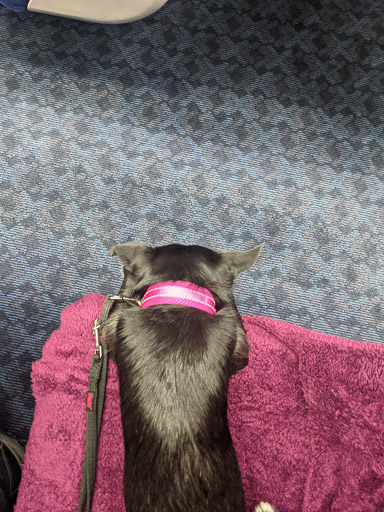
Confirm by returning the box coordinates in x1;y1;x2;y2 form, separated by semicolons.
0;0;383;442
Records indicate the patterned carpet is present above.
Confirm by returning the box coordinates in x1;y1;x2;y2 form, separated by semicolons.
0;0;383;442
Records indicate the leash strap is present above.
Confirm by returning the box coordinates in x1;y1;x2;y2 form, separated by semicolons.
77;294;114;512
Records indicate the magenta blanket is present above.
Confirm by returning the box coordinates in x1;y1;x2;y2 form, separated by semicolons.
15;294;384;512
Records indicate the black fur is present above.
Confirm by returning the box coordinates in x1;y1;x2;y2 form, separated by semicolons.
104;242;263;511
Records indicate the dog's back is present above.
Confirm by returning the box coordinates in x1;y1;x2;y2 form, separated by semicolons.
111;305;245;511
105;242;263;511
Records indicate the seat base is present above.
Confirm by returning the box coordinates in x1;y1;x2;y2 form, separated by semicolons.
27;0;168;24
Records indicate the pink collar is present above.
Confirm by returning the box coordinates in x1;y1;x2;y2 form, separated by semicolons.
141;281;216;315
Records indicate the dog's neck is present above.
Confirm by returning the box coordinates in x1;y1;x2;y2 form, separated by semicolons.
140;281;216;315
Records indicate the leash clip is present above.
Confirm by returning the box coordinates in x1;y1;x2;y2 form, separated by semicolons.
92;319;102;358
110;295;142;306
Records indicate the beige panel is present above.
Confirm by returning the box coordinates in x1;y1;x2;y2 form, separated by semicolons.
27;0;168;24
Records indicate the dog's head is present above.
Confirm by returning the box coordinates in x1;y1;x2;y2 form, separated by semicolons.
108;242;263;308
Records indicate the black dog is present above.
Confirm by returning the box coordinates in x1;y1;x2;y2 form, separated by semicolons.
104;242;264;511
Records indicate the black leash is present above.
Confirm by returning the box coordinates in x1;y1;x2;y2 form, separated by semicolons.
77;294;114;512
77;294;141;512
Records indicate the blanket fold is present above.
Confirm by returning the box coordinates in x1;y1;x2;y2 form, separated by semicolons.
15;294;384;512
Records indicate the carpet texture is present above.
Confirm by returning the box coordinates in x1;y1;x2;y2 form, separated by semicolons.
15;294;384;512
0;0;383;443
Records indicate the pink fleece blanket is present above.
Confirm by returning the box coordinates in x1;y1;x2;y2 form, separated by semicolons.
15;294;384;512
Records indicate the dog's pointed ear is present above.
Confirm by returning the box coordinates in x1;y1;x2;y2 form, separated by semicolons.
108;241;150;271
221;243;264;277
